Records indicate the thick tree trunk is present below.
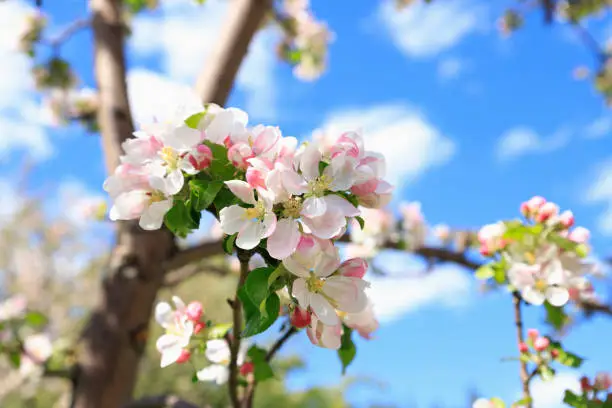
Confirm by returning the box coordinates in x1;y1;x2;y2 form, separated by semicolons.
73;0;272;406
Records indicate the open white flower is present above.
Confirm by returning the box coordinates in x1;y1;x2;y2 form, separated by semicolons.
219;181;277;250
284;241;369;326
154;297;194;368
196;339;248;385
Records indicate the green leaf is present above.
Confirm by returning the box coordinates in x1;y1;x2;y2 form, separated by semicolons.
191;372;199;383
538;365;555;381
548;234;579;252
544;301;569;330
355;216;365;230
189;180;223;212
24;311;48;328
549;341;584;368
240;291;280;337
8;351;20;368
563;390;587;408
318;161;329;175
223;234;237;255
205;142;237;181
164;200;200;238
513;397;532;408
267;265;284;288
185;111;205;129
213;187;240;214
475;264;495;280
208;323;232;339
247;345;275;382
337;326;356;374
244;267;276;307
490;397;505;408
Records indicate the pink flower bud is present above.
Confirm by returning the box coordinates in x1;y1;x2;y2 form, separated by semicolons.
527;328;539;339
595;373;612;391
194;322;206;335
519;342;529;353
290;307;312;328
338;258;368;279
526;196;546;212
535;202;559;223
533;336;550;352
558;210;574;228
187;144;212;171
227;143;253;169
240;362;254;376
245;167;266;190
581;376;591;392
569;227;590;244
176;349;191;364
551;349;559;359
520;201;530;217
185;301;203;322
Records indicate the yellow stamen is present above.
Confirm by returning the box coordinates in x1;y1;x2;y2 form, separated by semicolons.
534;279;547;292
309;175;331;196
160;146;179;169
282;197;302;218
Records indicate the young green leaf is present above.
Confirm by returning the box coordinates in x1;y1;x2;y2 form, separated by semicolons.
563;390;587;408
337;326;356;374
24;311;48;328
247;345;275;382
490;397;505;408
223;234;237;255
189;180;223;211
355;216;365;230
538;365;555;381
208;323;232;339
164;201;200;238
184;111;205;129
475;264;495;280
544;301;569;330
239;286;280;337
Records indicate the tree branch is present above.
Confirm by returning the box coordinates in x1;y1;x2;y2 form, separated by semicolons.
195;0;272;104
266;326;297;362
162;263;230;288
44;17;92;52
228;250;251;408
122;395;200;408
513;295;533;408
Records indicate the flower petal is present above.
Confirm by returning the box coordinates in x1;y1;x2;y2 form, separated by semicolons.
154;302;173;328
323;276;369;313
301;196;327;218
236;221;263;249
225;180;256;205
283;256;311;278
156;334;183;368
300;144;322;181
301;210;346;240
219;205;248;235
139;199;172;231
546;287;570;307
205;339;231;364
197;364;229;385
310;293;340;326
313;253;340;278
291;278;311;309
267;218;301;260
323;195;360;217
521;287;545;306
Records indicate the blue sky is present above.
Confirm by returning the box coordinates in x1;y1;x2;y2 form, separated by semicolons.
1;0;612;407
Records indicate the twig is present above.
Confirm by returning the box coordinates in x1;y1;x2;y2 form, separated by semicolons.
44;17;92;52
228;250;251;408
513;295;533;408
266;326;297;362
162;264;230;288
571;23;607;64
122;394;200;408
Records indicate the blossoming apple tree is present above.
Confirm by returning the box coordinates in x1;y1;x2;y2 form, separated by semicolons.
2;0;612;407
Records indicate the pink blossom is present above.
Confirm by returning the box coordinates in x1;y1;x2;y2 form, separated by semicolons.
533;336;550;352
290;307;312;328
306;315;342;349
569;226;590;244
535;202;559;223
338;258;368;279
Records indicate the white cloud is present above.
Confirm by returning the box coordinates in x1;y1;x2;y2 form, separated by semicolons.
496;127;570;161
367;263;473;323
130;0;277;119
317;104;455;189
520;372;580;408
585;158;612;235
378;0;483;58
0;1;51;161
584;116;612;139
437;57;465;80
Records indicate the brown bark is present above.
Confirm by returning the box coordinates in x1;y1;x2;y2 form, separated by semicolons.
73;0;273;406
74;1;176;407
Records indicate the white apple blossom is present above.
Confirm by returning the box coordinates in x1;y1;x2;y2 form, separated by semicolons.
0;294;27;321
20;333;53;376
154;297;194;368
219;181;277;250
284;237;369;326
196;339;248;385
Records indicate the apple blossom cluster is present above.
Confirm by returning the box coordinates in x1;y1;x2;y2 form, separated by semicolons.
476;196;598;308
0;295;53;376
17;10;46;57
42;88;99;130
277;0;332;81
104;101;391;374
577;373;612;405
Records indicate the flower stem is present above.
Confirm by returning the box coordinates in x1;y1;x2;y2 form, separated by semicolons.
513;294;533;408
228;249;251;408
